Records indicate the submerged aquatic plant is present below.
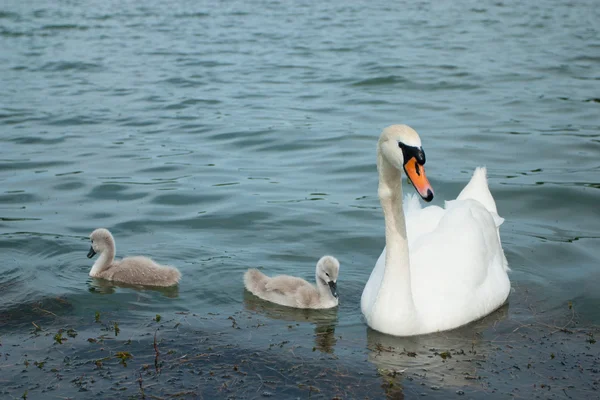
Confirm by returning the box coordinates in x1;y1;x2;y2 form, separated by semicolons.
54;331;66;344
115;351;132;367
586;333;596;344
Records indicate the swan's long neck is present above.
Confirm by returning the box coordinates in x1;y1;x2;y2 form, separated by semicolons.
375;151;416;312
89;241;116;277
314;270;333;301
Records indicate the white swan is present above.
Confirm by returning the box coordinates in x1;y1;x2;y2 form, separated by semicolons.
361;125;510;336
244;256;340;309
87;228;181;287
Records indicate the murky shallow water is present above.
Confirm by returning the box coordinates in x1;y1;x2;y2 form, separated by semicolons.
1;0;599;398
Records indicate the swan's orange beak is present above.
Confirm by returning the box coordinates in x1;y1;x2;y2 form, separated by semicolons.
404;157;434;202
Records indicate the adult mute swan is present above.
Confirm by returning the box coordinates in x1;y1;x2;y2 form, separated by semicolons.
87;228;181;287
361;125;510;336
244;256;340;309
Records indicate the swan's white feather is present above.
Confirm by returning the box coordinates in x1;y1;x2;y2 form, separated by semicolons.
362;166;510;335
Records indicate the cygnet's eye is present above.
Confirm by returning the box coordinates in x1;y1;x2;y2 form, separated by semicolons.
325;273;330;277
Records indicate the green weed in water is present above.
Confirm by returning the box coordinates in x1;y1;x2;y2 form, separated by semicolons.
115;351;132;367
54;331;66;344
587;333;596;344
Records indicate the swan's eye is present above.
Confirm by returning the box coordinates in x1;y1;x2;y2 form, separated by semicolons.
325;273;330;277
398;142;426;165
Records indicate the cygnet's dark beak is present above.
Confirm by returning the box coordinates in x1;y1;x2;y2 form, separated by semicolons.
87;246;96;259
328;281;338;298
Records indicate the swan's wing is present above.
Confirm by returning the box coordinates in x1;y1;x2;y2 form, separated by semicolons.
296;285;319;308
455;167;498;214
110;257;180;287
449;167;507;270
264;275;309;294
119;256;159;268
410;199;510;321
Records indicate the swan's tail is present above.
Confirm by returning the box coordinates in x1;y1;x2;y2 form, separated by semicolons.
244;269;269;295
456;167;499;215
166;266;182;284
146;265;182;287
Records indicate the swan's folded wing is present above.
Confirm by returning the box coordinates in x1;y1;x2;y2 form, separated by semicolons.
456;167;498;214
264;275;308;294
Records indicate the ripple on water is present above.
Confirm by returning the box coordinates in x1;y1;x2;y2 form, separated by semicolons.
10;135;70;145
0;192;41;204
0;233;83;314
53;181;85;191
86;183;149;201
137;165;183;174
151;193;225;206
0;160;72;171
40;24;89;31
37;61;104;72
351;75;409;86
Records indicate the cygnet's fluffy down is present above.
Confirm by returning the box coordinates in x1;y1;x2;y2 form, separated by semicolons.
244;256;340;309
87;228;181;287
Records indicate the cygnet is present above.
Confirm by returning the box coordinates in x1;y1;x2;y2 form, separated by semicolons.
244;255;339;309
87;228;181;287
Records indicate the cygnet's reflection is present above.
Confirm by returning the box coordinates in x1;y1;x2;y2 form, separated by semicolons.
366;304;509;393
243;290;339;353
88;278;180;298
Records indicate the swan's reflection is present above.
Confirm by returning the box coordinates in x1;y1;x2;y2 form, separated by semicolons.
366;304;509;394
243;290;339;353
87;278;180;298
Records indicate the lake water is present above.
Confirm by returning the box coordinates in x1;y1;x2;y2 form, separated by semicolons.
1;0;599;398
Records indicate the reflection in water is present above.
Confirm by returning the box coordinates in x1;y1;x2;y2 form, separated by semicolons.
87;278;180;298
243;290;338;353
366;304;509;397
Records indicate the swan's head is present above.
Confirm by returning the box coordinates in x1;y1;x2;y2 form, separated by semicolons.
317;255;340;298
378;124;434;202
88;228;115;258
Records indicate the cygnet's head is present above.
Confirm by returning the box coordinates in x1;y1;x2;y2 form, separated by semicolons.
378;124;434;202
316;255;340;298
87;228;115;259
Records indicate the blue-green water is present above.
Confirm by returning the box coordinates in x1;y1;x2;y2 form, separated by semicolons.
1;0;599;398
